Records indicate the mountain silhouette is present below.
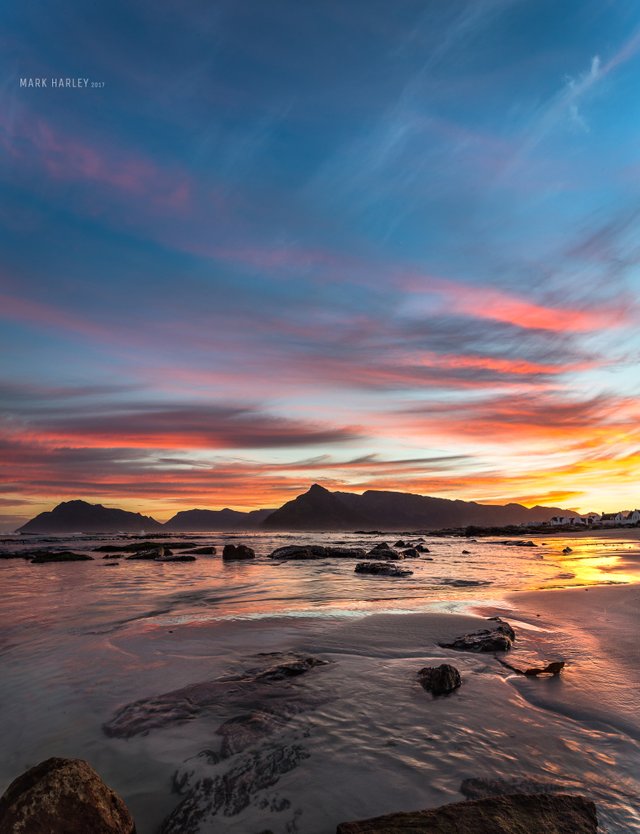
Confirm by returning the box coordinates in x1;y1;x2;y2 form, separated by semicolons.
18;500;162;534
17;487;579;533
164;507;275;531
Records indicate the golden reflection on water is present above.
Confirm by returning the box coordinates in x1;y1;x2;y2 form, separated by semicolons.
538;535;640;588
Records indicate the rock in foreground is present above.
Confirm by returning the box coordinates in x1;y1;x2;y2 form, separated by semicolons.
0;757;135;834
336;793;597;833
417;663;461;695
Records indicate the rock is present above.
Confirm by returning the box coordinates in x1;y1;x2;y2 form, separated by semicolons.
563;546;573;554
487;617;516;640
462;549;471;554
336;793;598;833
416;544;430;553
222;544;255;560
400;548;419;557
354;562;413;577
441;619;515;653
365;543;401;560
30;551;93;563
94;541;196;553
499;540;537;547
417;663;461;695
269;545;366;560
394;540;406;548
103;652;327;738
183;546;216;555
126;548;165;560
0;757;135;834
499;659;565;677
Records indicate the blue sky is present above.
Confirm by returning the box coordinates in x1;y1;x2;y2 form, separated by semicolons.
1;0;639;526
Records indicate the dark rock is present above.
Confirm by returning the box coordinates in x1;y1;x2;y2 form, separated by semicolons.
462;549;471;554
126;548;165;560
355;562;413;577
563;546;573;554
400;548;419;557
251;652;328;682
336;793;598;833
393;540;406;548
499;540;537;547
417;663;461;695
103;652;327;738
441;619;515;653
365;544;401;560
0;757;135;834
269;545;366;560
94;541;196;553
30;551;94;563
486;617;516;640
416;544;430;553
222;544;255;560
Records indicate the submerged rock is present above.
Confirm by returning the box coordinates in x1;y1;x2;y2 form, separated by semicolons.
162;744;308;833
104;652;327;738
440;618;515;653
336;793;598;833
499;540;537;547
355;561;413;577
222;544;255;561
417;663;461;695
30;551;93;563
0;757;135;834
563;546;573;554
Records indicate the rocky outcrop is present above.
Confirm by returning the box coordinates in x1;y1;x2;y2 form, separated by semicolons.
498;540;537;547
30;551;93;563
336;793;598;833
222;544;255;561
0;757;135;834
417;664;461;695
156;554;197;562
440;619;515;653
355;562;413;577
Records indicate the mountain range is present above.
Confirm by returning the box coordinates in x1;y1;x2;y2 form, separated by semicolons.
16;485;579;534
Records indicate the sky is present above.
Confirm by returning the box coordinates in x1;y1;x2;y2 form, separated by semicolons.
1;0;640;528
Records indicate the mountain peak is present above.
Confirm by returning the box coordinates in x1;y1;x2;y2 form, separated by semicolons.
308;483;330;495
